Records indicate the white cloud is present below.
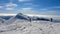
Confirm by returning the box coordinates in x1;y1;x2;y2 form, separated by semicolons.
6;3;18;7
0;6;4;8
0;13;16;16
47;6;60;8
20;8;32;12
40;9;48;10
0;3;17;10
19;0;30;2
5;8;14;10
40;11;57;15
53;6;60;8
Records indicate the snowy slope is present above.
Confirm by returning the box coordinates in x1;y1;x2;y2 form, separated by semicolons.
2;13;30;25
0;20;60;34
0;13;60;34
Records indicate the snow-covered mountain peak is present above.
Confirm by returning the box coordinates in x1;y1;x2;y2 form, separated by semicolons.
16;13;23;16
15;13;30;20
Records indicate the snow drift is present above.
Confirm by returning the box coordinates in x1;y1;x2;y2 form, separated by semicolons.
0;13;60;34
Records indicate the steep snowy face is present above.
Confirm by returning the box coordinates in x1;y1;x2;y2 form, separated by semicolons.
16;13;23;17
15;13;30;20
2;13;31;25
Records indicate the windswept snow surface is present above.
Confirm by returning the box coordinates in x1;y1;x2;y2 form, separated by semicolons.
0;19;60;34
0;13;60;34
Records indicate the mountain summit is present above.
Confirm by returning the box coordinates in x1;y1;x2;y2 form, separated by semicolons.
3;13;31;25
15;13;30;20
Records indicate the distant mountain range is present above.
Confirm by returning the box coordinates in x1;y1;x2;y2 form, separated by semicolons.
0;13;50;21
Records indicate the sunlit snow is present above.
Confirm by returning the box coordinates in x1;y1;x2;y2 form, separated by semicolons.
0;13;60;34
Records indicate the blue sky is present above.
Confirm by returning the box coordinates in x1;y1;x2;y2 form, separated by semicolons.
0;0;60;15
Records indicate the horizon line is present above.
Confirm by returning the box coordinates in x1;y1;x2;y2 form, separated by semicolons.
0;14;60;18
